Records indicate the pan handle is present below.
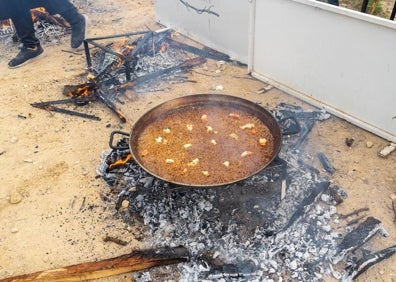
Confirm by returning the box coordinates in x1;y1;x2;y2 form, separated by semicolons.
109;130;130;150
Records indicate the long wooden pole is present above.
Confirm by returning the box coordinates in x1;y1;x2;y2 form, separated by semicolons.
0;246;189;282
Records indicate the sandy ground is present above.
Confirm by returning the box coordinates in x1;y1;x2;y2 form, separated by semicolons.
0;1;395;281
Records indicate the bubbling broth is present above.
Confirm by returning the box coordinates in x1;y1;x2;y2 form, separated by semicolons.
135;105;275;186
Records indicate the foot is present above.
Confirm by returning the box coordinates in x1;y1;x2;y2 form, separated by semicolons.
8;45;44;69
71;14;87;49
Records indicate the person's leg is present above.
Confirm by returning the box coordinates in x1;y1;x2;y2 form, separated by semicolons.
8;0;44;68
9;0;40;48
55;0;87;49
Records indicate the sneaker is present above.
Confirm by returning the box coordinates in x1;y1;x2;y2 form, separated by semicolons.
71;14;87;49
8;45;44;69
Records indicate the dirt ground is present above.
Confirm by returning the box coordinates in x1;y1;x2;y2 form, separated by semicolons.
0;1;395;281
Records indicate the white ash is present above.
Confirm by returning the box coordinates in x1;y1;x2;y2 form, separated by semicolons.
134;48;190;76
106;154;341;281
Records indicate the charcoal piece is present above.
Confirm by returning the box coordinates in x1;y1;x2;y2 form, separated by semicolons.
317;152;335;174
332;217;382;264
345;137;355;147
342;245;396;282
329;185;348;205
291;119;316;151
281;181;330;232
279;116;301;135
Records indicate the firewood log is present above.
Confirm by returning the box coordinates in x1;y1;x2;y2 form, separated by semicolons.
0;246;189;282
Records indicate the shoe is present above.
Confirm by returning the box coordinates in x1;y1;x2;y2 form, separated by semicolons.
8;45;44;69
71;14;87;49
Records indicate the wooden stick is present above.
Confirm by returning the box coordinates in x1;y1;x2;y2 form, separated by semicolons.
0;246;189;282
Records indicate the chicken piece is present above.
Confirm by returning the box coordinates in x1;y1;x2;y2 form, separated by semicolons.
201;114;208;123
228;113;240;119
240;123;255;129
259;138;267;146
206;125;213;133
210;139;217;145
223;161;230;167
229;133;239;140
165;158;175;163
241;151;253;158
186;124;193;131
187;158;199;166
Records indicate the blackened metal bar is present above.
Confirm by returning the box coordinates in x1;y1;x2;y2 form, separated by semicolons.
361;0;369;12
31;97;95;107
85;31;149;41
83;40;92;69
391;1;396;20
34;105;101;121
86;39;126;59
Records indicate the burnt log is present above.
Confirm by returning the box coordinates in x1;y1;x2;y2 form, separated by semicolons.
0;246;189;282
342;244;396;282
168;38;230;61
281;181;330;232
332;217;382;264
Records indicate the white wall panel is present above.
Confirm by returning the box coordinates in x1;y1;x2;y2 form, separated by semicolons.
155;0;250;63
251;0;396;142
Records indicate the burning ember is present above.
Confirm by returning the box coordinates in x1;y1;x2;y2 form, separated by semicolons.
98;104;395;281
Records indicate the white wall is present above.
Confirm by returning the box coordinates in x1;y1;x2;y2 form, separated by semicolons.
155;0;396;141
250;0;396;142
155;0;250;63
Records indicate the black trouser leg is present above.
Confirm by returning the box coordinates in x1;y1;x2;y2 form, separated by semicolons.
10;0;40;47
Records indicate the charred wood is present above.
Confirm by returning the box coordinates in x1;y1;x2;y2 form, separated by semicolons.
393;199;396;224
168;38;230;61
332;217;382;264
291;119;316;151
346;215;367;227
0;246;189;282
328;185;348;205
281;181;330;232
317;152;335;174
339;208;370;220
95;90;127;123
342;244;396;282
